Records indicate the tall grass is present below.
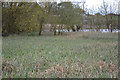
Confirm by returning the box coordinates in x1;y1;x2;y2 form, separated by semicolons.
2;32;118;78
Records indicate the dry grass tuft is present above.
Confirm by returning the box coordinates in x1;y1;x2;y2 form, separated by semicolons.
3;60;14;74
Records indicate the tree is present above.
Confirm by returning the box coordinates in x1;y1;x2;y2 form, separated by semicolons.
99;0;110;31
2;2;38;35
98;0;118;32
2;2;24;35
72;4;84;31
45;2;58;35
2;2;49;36
57;2;83;32
94;13;105;31
57;2;74;34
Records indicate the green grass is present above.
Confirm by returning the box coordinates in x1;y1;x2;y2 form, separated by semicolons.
2;32;118;78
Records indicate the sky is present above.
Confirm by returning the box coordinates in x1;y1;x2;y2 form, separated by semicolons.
84;0;119;14
85;0;119;9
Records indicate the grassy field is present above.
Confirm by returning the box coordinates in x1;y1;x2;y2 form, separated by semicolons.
2;32;118;78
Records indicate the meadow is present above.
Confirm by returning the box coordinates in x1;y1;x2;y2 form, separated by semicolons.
2;32;118;78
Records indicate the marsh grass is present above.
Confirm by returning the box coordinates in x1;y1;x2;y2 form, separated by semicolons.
2;32;118;78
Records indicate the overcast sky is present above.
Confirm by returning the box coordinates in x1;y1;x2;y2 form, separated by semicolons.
70;0;119;14
60;0;119;9
85;0;118;9
37;0;120;14
56;0;119;14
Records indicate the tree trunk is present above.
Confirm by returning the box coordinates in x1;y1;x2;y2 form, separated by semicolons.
111;27;113;32
105;15;109;30
67;25;70;32
60;25;63;35
71;26;76;32
58;31;60;35
53;25;56;35
110;15;113;32
58;25;62;35
67;29;69;32
54;30;56;35
39;24;42;36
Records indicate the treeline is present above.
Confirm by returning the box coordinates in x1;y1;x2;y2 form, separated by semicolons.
2;2;84;36
2;2;119;36
85;13;118;32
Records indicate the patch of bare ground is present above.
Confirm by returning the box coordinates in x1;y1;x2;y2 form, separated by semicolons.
37;59;118;78
2;60;14;74
65;32;99;39
2;59;118;78
38;64;64;78
66;32;84;39
66;32;118;40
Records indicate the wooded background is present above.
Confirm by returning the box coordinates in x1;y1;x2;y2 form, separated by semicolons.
2;1;119;36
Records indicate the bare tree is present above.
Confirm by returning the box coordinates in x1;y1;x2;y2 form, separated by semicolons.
98;0;118;32
99;0;109;30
